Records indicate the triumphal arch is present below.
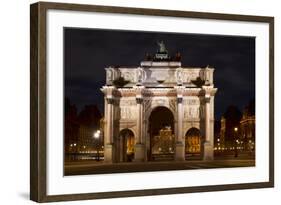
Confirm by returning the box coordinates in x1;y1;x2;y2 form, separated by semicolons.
101;42;217;163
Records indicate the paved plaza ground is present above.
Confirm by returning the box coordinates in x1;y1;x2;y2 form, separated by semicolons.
64;154;255;175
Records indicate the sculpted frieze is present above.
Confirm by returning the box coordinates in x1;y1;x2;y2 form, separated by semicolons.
184;98;200;105
120;107;136;119
169;99;176;113
121;71;135;82
120;99;136;106
184;106;200;119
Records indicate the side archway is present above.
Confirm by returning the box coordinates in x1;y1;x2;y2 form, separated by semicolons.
185;127;201;158
118;129;135;162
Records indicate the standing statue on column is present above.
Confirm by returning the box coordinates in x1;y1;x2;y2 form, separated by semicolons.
175;67;183;85
106;67;114;85
136;67;146;85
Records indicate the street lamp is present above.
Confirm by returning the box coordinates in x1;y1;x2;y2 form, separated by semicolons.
234;127;238;158
94;132;99;139
93;130;101;161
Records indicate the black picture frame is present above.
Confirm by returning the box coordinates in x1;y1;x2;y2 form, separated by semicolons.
30;1;274;202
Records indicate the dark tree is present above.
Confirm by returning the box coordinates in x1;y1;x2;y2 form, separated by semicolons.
214;120;221;143
245;98;255;116
223;105;242;143
78;105;102;129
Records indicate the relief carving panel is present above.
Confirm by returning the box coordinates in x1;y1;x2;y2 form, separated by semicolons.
184;106;200;119
120;107;136;119
121;71;135;82
120;99;136;106
184;98;200;106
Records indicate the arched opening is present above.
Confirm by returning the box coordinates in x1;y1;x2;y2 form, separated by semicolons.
119;129;134;162
185;127;201;159
148;106;175;161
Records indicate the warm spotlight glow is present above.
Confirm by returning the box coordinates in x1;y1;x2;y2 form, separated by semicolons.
94;131;100;139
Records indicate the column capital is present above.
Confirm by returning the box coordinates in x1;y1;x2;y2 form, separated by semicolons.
177;97;183;104
174;85;185;100
136;98;143;104
101;85;116;96
202;85;217;96
106;98;115;104
204;97;211;103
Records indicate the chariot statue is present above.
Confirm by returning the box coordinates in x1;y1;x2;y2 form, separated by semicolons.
157;41;167;53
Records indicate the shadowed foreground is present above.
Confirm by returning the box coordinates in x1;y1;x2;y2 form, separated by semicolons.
64;159;255;176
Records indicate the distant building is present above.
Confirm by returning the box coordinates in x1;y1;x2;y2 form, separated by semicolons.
64;102;103;161
78;105;102;129
152;126;175;155
76;105;103;159
217;105;242;151
240;105;255;151
64;99;79;161
77;125;95;154
216;101;255;153
216;116;226;150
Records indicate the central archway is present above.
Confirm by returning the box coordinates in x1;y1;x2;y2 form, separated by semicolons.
148;106;175;161
185;127;201;159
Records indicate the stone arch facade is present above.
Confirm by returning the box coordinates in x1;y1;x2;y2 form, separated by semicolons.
101;57;217;163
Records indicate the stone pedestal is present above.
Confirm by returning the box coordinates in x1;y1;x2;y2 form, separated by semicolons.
175;142;185;161
104;144;114;163
134;143;145;162
203;142;213;161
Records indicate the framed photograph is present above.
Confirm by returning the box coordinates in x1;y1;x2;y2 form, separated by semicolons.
30;1;274;202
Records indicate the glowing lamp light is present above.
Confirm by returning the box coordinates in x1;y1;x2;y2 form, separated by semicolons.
94;131;100;139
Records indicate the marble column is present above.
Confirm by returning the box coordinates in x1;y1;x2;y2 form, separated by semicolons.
203;96;213;160
104;97;115;163
134;87;145;162
175;86;185;161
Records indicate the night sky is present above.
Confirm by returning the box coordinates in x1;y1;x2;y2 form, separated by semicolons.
64;28;255;120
